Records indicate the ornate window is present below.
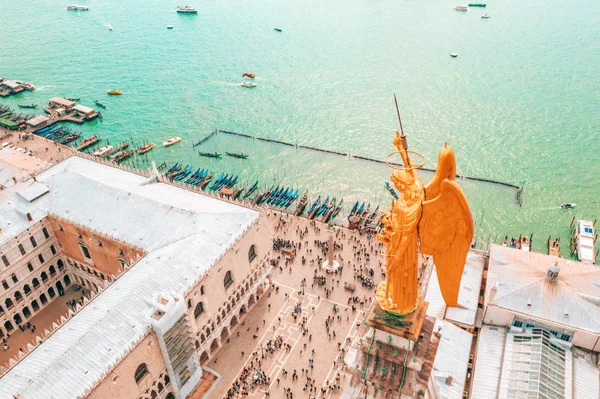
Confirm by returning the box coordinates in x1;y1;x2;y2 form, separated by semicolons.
42;227;49;239
18;244;26;255
224;271;233;289
194;303;205;319
32;278;40;288
134;363;149;383
248;245;257;262
30;237;37;248
2;255;9;267
80;243;92;260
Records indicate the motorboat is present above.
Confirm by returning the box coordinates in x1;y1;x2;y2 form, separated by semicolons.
561;203;576;209
450;52;459;57
67;4;89;11
21;83;35;91
242;72;256;79
167;25;174;29
136;143;156;154
18;104;37;109
163;137;182;147
177;5;198;13
105;24;113;31
481;14;491;18
241;82;256;87
274;28;282;32
107;89;122;95
93;145;114;157
454;5;468;11
575;220;595;263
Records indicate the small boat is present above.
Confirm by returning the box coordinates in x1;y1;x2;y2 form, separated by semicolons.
242;72;256;79
105;24;113;31
454;5;468;11
18;104;37;109
241;82;256;88
66;97;80;101
94;100;106;109
294;191;309;216
21;83;35;91
163;137;182;147
107;89;122;95
226;152;248;159
244;181;259;198
481;14;491;18
561;203;576;209
136;143;156;154
93;145;114;157
450;53;459;57
468;3;486;7
385;181;399;199
112;150;133;163
199;151;222;158
167;25;174;29
67;4;89;11
274;28;282;32
177;5;198;13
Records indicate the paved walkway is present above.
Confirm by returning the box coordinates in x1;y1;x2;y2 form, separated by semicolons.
0;286;89;368
211;211;385;398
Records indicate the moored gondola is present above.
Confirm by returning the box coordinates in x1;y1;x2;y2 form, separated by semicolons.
226;152;248;159
199;151;222;158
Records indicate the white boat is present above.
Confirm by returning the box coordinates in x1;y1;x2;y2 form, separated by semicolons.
67;4;89;11
177;5;198;13
481;14;491;18
163;137;182;147
575;220;596;264
454;5;468;11
450;52;459;57
105;24;113;31
241;82;256;87
93;145;113;157
167;25;174;29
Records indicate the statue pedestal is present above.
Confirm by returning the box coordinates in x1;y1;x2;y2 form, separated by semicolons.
321;259;340;272
366;301;429;342
343;300;438;399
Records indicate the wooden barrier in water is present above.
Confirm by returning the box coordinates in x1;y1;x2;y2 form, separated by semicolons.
193;129;218;147
217;128;522;191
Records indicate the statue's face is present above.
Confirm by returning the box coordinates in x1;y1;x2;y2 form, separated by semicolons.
391;169;423;204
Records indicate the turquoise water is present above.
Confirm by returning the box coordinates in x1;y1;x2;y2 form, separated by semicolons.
1;0;599;253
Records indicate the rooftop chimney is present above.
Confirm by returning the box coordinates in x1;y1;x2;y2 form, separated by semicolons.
547;261;560;281
26;213;32;222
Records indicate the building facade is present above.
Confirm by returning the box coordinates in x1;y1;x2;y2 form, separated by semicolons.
0;155;274;399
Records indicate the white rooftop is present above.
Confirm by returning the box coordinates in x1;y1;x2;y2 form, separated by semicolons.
72;104;95;114
0;156;259;399
487;245;600;334
425;251;485;327
26;115;50;126
431;320;473;399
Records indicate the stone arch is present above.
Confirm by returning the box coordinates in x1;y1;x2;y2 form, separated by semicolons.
200;333;206;344
230;315;238;327
57;259;64;270
249;276;254;285
164;374;170;385
212;322;216;332
31;300;39;311
4;320;13;332
241;286;246;296
157;382;164;393
200;351;209;364
166;394;175;399
195;340;200;350
13;313;22;325
64;275;71;286
210;338;220;354
5;298;14;309
220;327;229;341
56;281;64;292
41;271;48;282
32;278;40;288
40;293;48;305
216;315;221;325
221;309;226;319
49;265;56;276
248;294;256;306
48;287;56;298
257;284;264;296
23;284;31;295
226;303;231;313
239;304;247;315
245;281;250;291
134;363;149;383
0;305;3;315
248;244;257;262
151;390;158;399
23;306;31;318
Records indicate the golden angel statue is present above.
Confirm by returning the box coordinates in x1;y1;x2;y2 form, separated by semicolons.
376;131;474;315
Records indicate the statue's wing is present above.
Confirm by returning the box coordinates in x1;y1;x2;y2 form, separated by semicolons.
425;144;456;200
419;180;473;307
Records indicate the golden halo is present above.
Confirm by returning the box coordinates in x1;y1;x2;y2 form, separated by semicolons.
385;150;426;170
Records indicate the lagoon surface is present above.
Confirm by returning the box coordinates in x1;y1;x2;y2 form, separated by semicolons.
1;0;599;252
